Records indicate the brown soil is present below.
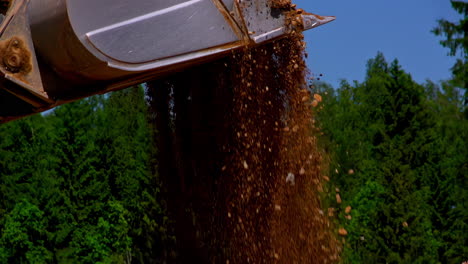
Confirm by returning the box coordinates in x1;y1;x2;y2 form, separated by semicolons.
146;4;340;263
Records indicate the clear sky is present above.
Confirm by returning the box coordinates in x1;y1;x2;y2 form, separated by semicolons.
295;0;462;87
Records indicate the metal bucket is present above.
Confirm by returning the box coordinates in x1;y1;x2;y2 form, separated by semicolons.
0;0;334;122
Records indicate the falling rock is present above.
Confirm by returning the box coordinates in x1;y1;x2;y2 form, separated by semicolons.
336;193;342;204
299;167;305;175
313;93;323;102
338;228;348;236
286;172;295;186
345;206;352;214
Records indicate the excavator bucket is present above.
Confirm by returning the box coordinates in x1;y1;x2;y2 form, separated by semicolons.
0;0;334;123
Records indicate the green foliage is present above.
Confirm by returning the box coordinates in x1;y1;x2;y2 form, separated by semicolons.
0;86;170;263
69;201;132;264
317;53;468;263
0;201;52;263
433;1;468;104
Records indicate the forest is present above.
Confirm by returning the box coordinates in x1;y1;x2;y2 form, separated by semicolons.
0;87;173;263
315;3;467;262
0;1;467;264
316;53;467;263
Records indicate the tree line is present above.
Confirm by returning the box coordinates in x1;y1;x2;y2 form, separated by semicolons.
0;87;172;263
316;53;467;263
315;2;467;262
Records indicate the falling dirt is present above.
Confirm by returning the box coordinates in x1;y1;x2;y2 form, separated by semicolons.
221;33;340;264
146;2;341;263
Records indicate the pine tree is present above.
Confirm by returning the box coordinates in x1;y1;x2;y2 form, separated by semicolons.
318;53;447;262
433;1;468;106
98;86;170;263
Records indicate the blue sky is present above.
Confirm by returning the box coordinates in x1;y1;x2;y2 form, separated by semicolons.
295;0;461;87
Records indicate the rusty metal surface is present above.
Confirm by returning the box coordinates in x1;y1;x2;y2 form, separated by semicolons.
236;0;335;44
236;0;287;44
1;37;31;74
0;0;51;105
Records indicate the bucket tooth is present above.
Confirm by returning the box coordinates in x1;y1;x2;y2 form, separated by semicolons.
302;14;336;31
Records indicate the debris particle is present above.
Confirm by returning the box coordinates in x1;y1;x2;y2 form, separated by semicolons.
336;193;342;204
338;228;348;236
348;169;354;175
286;172;295;186
243;160;249;169
313;94;322;102
275;204;282;211
345;206;352;214
345;215;352;220
299;167;305;175
402;221;408;228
